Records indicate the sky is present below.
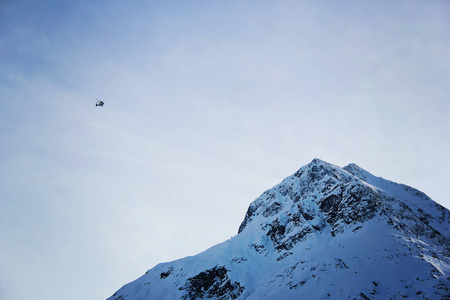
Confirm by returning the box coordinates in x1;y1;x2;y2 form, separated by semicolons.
1;0;449;299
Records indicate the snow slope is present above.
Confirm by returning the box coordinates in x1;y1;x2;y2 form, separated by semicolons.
107;159;450;299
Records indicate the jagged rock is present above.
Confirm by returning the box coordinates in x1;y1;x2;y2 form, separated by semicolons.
180;266;244;300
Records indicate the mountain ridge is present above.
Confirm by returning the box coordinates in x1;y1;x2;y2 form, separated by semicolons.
107;159;450;300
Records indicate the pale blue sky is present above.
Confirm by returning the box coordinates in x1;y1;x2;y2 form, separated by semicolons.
1;1;449;299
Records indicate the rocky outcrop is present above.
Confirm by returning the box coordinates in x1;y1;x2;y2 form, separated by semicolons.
180;266;244;300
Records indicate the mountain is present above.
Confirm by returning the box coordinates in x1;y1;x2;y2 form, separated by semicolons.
107;159;450;299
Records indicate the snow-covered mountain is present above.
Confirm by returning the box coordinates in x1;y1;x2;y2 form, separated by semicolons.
107;159;450;299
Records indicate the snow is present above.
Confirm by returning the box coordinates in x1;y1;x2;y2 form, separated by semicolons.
107;159;450;300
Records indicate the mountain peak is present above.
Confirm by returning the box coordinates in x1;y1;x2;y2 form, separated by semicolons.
343;162;362;171
108;160;450;300
310;157;328;165
238;159;376;236
306;158;339;171
342;162;370;181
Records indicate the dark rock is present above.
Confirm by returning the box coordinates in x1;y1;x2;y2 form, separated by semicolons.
267;219;286;249
262;202;282;218
238;200;263;233
180;266;244;300
160;268;173;279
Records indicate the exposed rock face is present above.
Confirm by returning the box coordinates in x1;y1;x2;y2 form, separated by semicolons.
180;266;244;300
107;159;450;300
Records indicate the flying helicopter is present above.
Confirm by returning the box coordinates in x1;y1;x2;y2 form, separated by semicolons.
95;99;105;107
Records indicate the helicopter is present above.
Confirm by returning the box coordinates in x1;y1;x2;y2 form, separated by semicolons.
95;99;105;107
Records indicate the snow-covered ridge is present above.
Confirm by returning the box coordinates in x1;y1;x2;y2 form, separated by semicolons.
107;159;450;300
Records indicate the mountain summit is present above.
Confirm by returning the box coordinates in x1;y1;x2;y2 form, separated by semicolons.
107;159;450;299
